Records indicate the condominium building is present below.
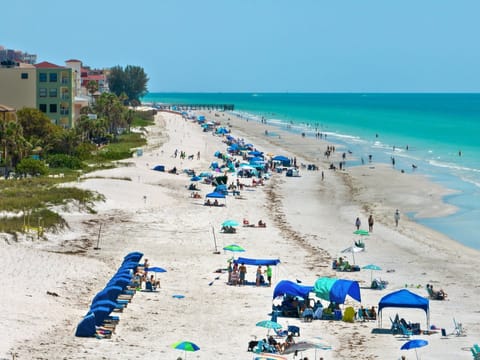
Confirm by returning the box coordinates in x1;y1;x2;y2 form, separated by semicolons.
34;61;74;128
0;62;37;109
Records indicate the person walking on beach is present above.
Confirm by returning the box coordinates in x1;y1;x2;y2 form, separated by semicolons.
394;209;400;227
355;217;361;230
266;264;273;286
368;215;374;232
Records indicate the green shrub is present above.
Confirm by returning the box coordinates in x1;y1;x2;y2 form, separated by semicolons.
16;158;48;176
47;154;83;169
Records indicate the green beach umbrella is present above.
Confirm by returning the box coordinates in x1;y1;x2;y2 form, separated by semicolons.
223;244;245;253
171;341;200;359
256;320;282;335
362;264;382;282
353;229;370;236
222;219;239;227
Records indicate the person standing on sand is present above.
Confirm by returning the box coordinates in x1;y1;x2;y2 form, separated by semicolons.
355;217;361;230
239;263;247;285
368;215;374;232
266;265;272;286
394;209;400;227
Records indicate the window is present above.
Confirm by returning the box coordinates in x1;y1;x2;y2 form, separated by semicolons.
21;73;28;79
49;88;58;98
39;104;47;113
39;73;47;82
60;103;69;115
39;88;47;98
49;104;57;113
49;73;57;82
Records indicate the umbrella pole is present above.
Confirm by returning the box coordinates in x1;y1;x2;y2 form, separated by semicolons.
212;226;220;254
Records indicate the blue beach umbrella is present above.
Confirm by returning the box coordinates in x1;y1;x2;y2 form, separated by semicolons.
190;176;201;182
148;266;167;273
206;191;226;199
401;339;428;360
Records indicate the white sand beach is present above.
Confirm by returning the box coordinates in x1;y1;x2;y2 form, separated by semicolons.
1;111;479;360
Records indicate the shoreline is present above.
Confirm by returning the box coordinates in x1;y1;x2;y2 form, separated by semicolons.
222;109;477;250
2;110;479;359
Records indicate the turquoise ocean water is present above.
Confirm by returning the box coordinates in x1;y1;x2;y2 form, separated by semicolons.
142;93;480;250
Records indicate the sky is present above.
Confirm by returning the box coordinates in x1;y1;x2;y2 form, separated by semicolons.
3;0;480;93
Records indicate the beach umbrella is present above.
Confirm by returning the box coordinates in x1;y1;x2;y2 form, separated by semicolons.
190;176;201;182
223;244;245;253
222;219;239;227
362;264;382;282
148;266;167;273
205;191;226;199
401;339;428;360
353;229;370;236
341;245;364;264
256;320;282;335
172;340;200;359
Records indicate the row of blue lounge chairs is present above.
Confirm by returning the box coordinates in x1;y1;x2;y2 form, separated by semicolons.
75;251;144;338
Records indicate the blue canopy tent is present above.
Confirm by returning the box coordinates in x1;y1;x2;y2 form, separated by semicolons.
272;155;291;166
313;277;361;304
378;289;430;329
234;257;280;266
273;280;314;300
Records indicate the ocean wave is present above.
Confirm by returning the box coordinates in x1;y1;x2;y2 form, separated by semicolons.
428;159;480;174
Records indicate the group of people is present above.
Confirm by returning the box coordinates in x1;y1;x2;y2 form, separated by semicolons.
227;263;272;287
133;259;161;290
204;199;222;206
355;210;401;230
358;306;377;321
266;334;295;354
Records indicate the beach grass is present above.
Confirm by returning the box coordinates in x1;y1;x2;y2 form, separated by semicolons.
0;126;145;235
0;176;104;234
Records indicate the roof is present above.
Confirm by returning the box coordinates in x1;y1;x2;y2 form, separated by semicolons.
65;59;81;63
82;74;106;81
0;104;16;112
34;61;65;69
378;289;429;313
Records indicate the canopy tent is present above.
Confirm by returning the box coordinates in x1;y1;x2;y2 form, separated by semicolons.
273;280;314;300
313;277;361;304
378;289;430;329
234;257;280;266
272;155;291;166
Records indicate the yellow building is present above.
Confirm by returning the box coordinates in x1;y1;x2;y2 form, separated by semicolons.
0;62;36;110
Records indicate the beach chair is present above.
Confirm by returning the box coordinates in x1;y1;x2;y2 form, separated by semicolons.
287;325;300;337
453;318;466;336
471;344;480;360
390;315;400;335
398;322;413;338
